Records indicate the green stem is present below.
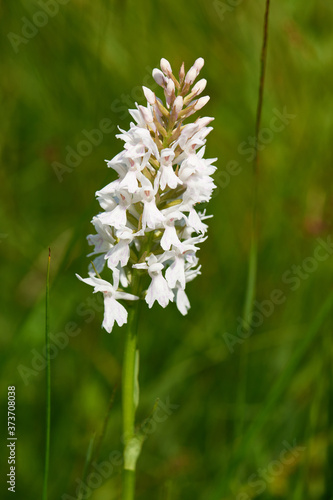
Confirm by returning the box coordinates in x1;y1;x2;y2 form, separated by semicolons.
122;308;138;441
122;303;140;500
236;0;271;439
244;0;271;331
123;469;136;500
42;248;51;500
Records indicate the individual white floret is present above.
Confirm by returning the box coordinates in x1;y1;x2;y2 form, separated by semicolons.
134;255;173;308
76;274;139;333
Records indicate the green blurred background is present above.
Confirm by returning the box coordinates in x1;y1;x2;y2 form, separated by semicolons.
1;0;333;499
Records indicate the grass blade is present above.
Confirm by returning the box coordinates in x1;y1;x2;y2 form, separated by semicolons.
214;289;333;498
236;0;271;440
77;435;95;500
42;248;51;500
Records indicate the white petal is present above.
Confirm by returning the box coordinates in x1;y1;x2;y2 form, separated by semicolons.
159;164;182;190
133;262;148;270
106;241;130;269
146;274;173;308
115;291;139;301
161;225;182;251
142;200;164;230
98;205;127;229
119;171;139;193
76;274;113;293
165;258;186;289
188;209;207;234
88;255;106;275
102;295;128;332
176;288;191;316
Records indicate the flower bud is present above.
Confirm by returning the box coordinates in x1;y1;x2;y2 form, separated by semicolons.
194;96;210;111
192;78;207;96
193;57;205;74
173;95;183;114
138;105;153;124
166;78;175;96
195;116;215;129
142;86;156;105
160;58;172;76
152;68;167;87
165;78;176;107
185;67;197;85
185;58;205;86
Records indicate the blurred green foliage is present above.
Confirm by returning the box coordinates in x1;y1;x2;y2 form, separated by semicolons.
1;0;333;499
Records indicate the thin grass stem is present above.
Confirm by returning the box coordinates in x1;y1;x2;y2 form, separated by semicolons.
77;436;95;500
42;248;51;500
236;0;271;439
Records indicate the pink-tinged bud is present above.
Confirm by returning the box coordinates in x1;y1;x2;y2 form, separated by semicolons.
166;78;175;96
194;96;210;111
160;58;172;76
185;67;197;85
139;105;153;123
185;58;205;85
142;86;156;105
193;57;204;74
152;68;167;87
173;96;183;114
192;78;207;95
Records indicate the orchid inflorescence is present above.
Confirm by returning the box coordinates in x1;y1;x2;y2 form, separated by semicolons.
77;57;217;333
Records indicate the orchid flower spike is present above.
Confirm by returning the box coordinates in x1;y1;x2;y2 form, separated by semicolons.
77;57;217;332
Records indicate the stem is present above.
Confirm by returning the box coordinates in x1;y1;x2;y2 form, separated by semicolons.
248;0;270;285
123;470;136;500
236;0;271;437
246;0;271;329
42;248;51;500
122;308;138;442
122;301;140;500
77;436;95;500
